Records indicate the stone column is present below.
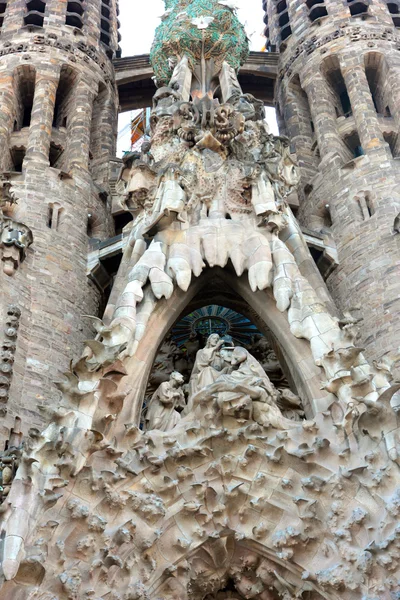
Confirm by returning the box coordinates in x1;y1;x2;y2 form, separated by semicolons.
85;0;102;49
2;1;27;34
0;71;16;171
24;71;60;165
340;57;386;153
282;85;318;182
66;79;96;172
90;85;118;184
303;73;345;162
45;0;68;28
384;57;400;156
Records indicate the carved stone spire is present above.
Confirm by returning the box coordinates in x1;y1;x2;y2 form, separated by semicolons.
150;0;249;95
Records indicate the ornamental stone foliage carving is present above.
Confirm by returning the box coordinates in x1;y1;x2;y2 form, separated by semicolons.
1;1;400;599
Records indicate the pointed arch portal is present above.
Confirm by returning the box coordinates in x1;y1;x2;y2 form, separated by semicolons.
119;267;330;427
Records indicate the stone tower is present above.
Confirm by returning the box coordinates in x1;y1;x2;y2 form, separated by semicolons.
0;0;119;436
263;0;400;361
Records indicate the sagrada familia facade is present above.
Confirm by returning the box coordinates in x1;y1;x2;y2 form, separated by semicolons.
0;0;400;598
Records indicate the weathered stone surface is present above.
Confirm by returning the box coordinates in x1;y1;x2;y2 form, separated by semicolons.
0;1;400;599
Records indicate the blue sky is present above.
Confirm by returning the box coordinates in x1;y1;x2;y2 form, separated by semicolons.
117;0;277;154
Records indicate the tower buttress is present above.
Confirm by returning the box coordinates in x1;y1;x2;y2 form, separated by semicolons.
265;0;400;360
0;0;120;436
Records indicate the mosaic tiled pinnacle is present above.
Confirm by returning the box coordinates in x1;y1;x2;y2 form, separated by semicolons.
150;0;249;86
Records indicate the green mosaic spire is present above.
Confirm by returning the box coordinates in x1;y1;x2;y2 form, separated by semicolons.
150;0;249;87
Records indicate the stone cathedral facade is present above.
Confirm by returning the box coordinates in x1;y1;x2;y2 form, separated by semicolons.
0;0;399;598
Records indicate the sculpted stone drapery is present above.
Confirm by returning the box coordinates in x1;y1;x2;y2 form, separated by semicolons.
147;338;308;433
145;371;185;431
188;333;228;394
187;343;303;430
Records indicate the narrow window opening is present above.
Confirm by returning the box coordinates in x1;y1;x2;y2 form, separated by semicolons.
304;183;313;196
24;0;46;27
10;147;26;172
347;0;369;16
274;0;292;46
306;0;328;22
87;214;94;237
365;54;388;117
387;1;400;26
66;0;84;29
365;64;381;113
53;66;77;128
47;205;53;228
47;203;63;230
287;74;320;171
22;107;32;128
365;193;373;217
100;0;113;49
14;65;36;131
49;142;64;168
323;57;352;117
323;205;332;228
383;132;397;157
89;82;109;169
345;132;364;158
339;90;352;116
384;105;391;117
357;193;374;220
0;1;8;29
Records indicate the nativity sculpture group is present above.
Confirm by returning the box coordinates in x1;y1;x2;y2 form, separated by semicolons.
146;334;302;433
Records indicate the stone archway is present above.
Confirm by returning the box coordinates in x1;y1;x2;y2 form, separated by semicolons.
117;266;331;428
149;535;337;600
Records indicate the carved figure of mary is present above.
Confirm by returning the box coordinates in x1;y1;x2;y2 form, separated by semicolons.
191;346;300;429
145;371;185;432
185;333;228;414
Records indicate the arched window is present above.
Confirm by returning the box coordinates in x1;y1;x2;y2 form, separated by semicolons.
13;65;36;130
364;53;389;116
305;0;328;22
262;0;277;51
275;0;292;48
65;0;84;29
356;192;374;220
53;65;77;129
24;0;46;27
10;146;26;172
287;74;320;172
347;0;369;16
322;56;352;117
46;202;64;230
0;1;8;29
100;0;113;55
385;0;400;25
344;131;364;158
